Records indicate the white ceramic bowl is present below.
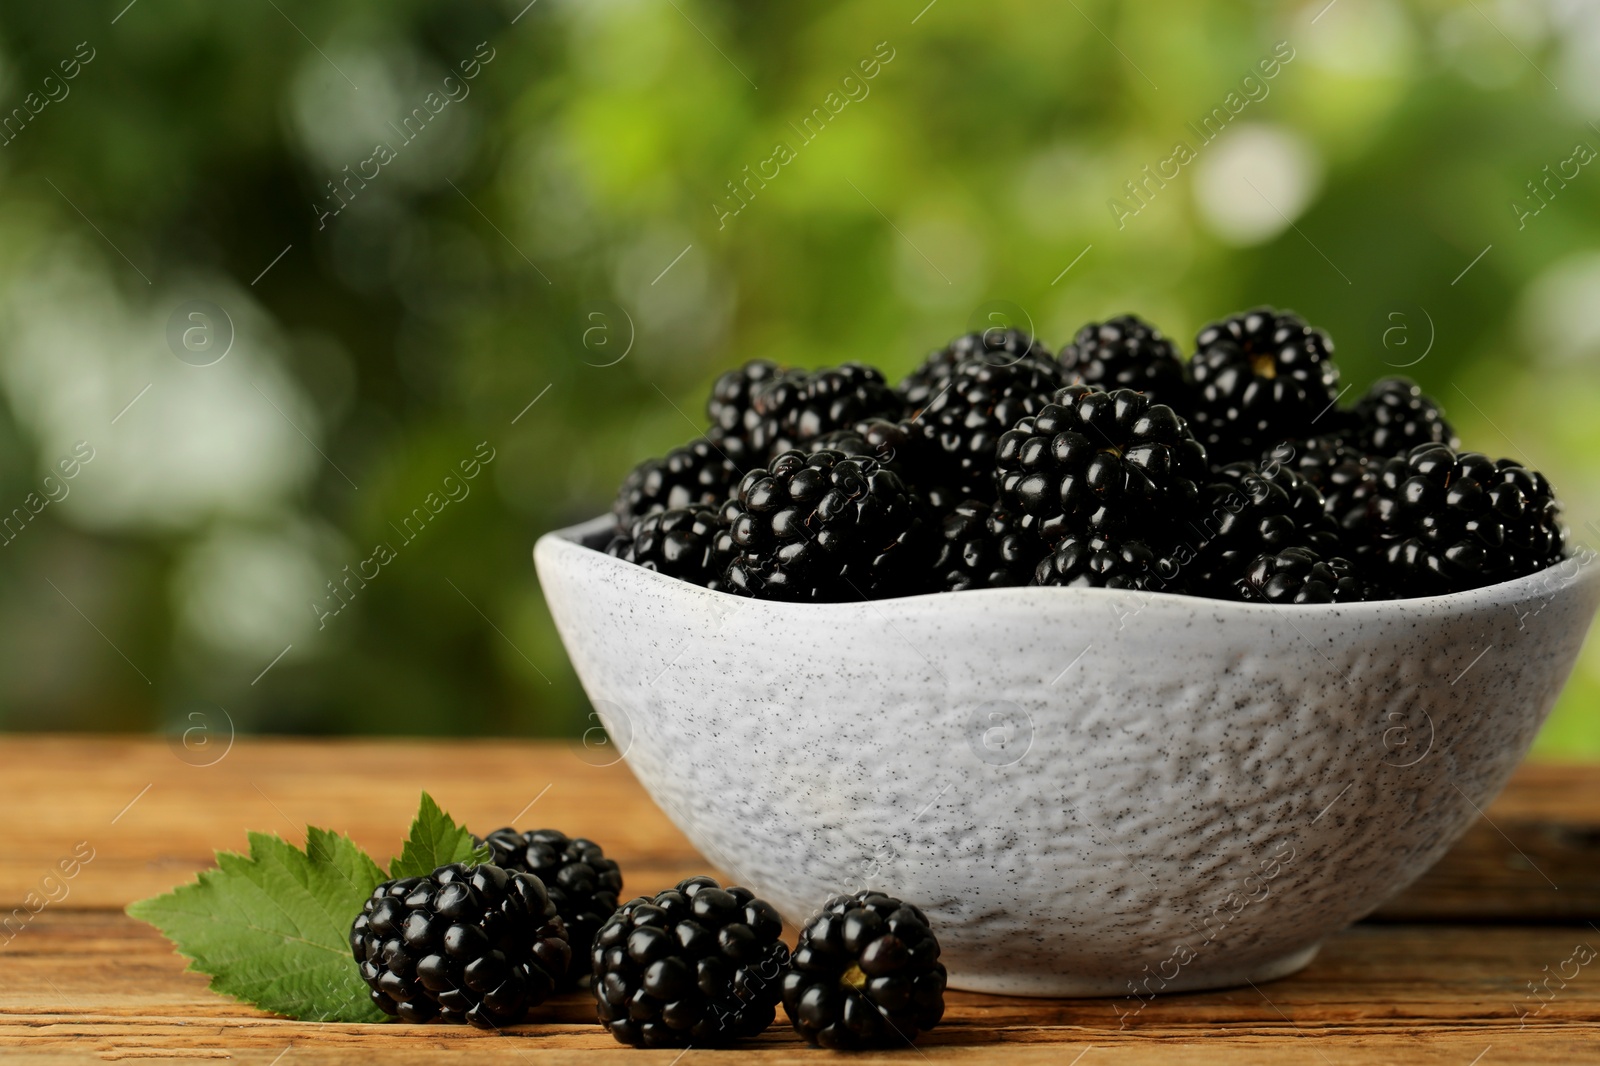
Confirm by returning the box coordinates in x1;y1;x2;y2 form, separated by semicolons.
536;517;1600;997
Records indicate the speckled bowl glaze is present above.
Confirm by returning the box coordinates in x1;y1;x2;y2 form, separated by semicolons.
536;517;1600;997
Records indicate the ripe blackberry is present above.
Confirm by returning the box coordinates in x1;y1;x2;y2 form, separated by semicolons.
994;384;1208;546
593;876;788;1048
1267;437;1378;535
707;360;784;439
1348;376;1459;457
1238;546;1364;604
1031;531;1184;591
805;417;957;512
898;328;1051;411
783;890;947;1050
349;863;570;1030
1188;462;1342;596
1057;314;1191;410
614;437;742;527
607;506;729;587
1189;307;1341;463
915;355;1070;500
722;449;929;601
746;364;900;460
476;828;624;986
1370;444;1565;596
933;500;1042;591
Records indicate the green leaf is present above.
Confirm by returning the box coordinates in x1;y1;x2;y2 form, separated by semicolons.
387;791;491;880
126;828;387;1023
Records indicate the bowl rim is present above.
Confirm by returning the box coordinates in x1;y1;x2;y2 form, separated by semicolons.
537;513;1600;617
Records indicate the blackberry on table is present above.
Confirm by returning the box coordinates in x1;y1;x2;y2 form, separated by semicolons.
994;384;1208;546
476;828;623;986
1188;462;1342;597
933;499;1043;591
1267;436;1378;536
1031;531;1183;591
1237;546;1364;604
898;328;1051;412
1347;376;1459;457
349;863;570;1030
613;437;743;528
722;449;929;601
607;506;729;587
1370;443;1565;597
1057;314;1191;411
783;890;947;1050
1189;307;1341;463
915;355;1070;500
593;876;788;1048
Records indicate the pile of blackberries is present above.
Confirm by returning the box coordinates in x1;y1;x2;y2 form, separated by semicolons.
608;309;1568;604
351;829;948;1049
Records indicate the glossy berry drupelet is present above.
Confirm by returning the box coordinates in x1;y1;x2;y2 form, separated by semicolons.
349;863;570;1030
1370;444;1565;596
592;876;788;1048
722;449;929;601
1266;437;1379;536
915;355;1069;500
613;438;743;528
932;500;1043;591
897;328;1052;412
1030;531;1183;591
744;364;901;461
783;890;947;1050
1188;307;1341;463
476;828;624;985
1237;546;1364;604
1057;314;1191;411
994;384;1208;547
1347;376;1458;457
607;506;729;587
1189;462;1342;597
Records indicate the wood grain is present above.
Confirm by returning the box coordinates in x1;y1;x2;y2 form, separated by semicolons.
0;737;1596;1064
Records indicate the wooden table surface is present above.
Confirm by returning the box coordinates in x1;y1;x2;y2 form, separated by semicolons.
1;737;1597;1064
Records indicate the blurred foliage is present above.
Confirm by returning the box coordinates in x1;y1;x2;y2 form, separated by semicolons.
0;0;1597;752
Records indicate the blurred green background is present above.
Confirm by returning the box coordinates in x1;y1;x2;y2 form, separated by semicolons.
1;0;1597;752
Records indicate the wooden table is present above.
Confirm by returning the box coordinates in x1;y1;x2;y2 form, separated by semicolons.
1;737;1596;1064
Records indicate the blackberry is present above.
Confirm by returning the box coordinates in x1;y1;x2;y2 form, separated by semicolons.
476;828;624;985
915;355;1070;500
806;417;957;511
1348;376;1459;457
1370;444;1565;597
933;500;1043;591
746;364;900;461
806;417;933;485
994;384;1208;546
607;506;729;587
1031;531;1183;591
1238;546;1364;604
1267;437;1378;535
707;360;784;439
898;328;1052;411
349;863;570;1030
592;876;788;1048
614;437;742;528
1057;314;1190;410
1188;462;1342;597
722;449;929;601
1189;307;1341;463
783;890;947;1050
